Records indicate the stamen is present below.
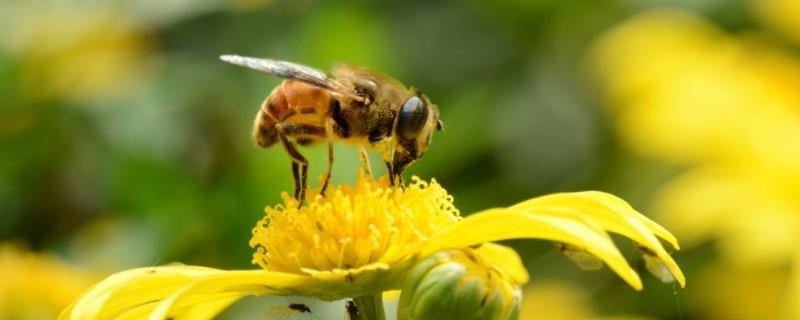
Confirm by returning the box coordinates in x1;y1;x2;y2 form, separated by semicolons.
250;174;461;275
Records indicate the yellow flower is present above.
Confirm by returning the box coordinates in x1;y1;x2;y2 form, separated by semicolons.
0;243;94;320
693;262;789;320
60;174;683;319
589;9;800;168
754;0;800;45
588;9;800;320
520;281;593;320
1;2;155;102
520;281;655;320
249;175;461;282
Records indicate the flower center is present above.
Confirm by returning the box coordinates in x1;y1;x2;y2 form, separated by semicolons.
249;174;461;274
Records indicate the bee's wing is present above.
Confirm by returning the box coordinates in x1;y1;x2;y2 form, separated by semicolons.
220;55;363;101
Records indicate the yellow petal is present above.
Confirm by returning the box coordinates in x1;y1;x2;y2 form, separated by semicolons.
473;243;529;284
523;191;679;249
421;209;644;290
422;191;686;290
513;191;685;287
149;270;316;320
60;266;219;320
59;266;316;320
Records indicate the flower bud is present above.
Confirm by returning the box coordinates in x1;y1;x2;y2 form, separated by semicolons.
398;248;522;320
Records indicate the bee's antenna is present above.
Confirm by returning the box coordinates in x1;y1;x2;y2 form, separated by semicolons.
436;119;446;132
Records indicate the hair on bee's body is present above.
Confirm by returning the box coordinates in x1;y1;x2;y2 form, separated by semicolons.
222;55;442;204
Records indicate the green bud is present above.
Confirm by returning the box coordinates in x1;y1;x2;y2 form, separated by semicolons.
398;249;522;320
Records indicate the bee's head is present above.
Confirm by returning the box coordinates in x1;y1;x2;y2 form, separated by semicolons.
391;93;442;177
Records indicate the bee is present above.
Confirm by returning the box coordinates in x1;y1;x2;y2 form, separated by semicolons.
220;55;443;202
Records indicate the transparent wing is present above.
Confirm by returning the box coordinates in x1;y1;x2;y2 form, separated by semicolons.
220;55;363;101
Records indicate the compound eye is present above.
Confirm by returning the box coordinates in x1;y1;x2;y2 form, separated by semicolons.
396;96;429;140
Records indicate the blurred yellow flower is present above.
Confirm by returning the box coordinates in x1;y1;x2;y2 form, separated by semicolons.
520;281;654;320
0;243;94;320
588;9;800;320
1;2;155;102
754;0;800;45
589;10;800;168
520;282;593;320
655;167;799;266
693;263;788;320
60;174;683;319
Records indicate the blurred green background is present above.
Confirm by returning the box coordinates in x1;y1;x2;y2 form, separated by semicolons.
3;0;800;319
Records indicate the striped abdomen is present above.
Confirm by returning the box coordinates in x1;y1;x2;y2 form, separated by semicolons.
253;80;333;148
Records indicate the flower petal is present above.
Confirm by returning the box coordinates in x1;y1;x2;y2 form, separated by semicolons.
149;270;317;320
60;266;219;319
521;191;679;249
421;209;644;290
473;243;529;285
422;191;686;289
59;266;316;320
512;191;685;287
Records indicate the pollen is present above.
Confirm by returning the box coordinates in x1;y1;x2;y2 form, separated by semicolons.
249;174;461;274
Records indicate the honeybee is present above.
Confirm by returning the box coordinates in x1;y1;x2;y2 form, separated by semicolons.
220;55;443;202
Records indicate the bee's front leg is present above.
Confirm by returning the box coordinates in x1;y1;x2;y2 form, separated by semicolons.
391;156;413;188
359;148;373;178
385;161;395;186
384;161;406;187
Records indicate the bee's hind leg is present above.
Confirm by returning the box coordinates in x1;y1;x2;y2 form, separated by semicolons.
277;123;327;205
279;134;309;207
291;162;301;199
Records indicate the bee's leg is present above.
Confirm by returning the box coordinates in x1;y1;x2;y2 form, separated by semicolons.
291;162;301;199
389;168;405;186
385;161;395;186
359;148;373;178
320;141;333;196
279;134;309;207
391;157;412;187
385;162;406;186
277;123;327;203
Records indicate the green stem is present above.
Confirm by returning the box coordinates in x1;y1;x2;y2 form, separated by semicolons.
351;294;386;320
